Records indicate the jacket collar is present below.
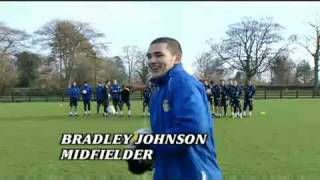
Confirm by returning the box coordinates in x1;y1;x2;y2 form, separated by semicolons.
150;63;183;86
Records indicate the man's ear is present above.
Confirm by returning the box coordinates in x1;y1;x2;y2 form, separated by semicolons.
174;54;182;64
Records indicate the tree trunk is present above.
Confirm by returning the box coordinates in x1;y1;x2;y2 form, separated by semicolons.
65;70;71;88
59;54;63;88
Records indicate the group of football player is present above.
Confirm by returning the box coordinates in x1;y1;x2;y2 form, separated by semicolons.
67;79;144;117
201;79;256;119
67;77;255;119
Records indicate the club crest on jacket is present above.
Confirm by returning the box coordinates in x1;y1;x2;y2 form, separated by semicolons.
162;99;170;112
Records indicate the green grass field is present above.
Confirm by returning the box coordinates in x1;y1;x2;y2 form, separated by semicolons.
0;99;320;180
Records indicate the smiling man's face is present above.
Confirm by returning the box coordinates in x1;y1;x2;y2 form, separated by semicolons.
147;42;180;79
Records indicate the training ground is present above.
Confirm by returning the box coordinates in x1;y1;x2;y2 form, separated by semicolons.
0;99;319;180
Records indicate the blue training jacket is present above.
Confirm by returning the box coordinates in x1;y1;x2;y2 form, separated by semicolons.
96;85;106;102
150;64;222;180
211;84;222;99
81;84;93;101
231;86;242;100
244;85;256;99
68;86;80;100
143;87;152;101
111;84;121;100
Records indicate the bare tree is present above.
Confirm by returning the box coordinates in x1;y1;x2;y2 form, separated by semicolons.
122;46;138;84
296;60;312;84
299;21;320;94
135;50;149;84
195;52;225;80
0;22;29;58
15;52;42;87
34;19;107;88
195;52;213;79
209;17;287;85
0;56;17;95
107;56;128;84
38;55;58;89
0;22;28;94
270;51;296;85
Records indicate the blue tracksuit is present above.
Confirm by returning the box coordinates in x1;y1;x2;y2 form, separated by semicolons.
143;87;152;104
81;85;93;102
221;85;228;106
244;85;256;100
227;85;234;107
111;84;122;112
204;84;213;106
231;85;242;108
212;84;222;106
96;85;106;103
68;85;80;106
111;84;121;100
243;85;256;111
150;64;222;180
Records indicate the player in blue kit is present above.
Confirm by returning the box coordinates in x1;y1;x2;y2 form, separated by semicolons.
243;80;256;117
103;80;111;116
203;80;213;113
142;83;152;117
95;81;105;115
212;81;222;118
80;81;93;115
128;37;222;180
220;80;229;117
111;79;122;116
231;80;243;119
227;79;234;117
120;84;131;117
68;81;80;116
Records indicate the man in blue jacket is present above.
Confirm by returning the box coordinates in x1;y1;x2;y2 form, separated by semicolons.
80;81;93;115
231;80;243;119
243;80;256;117
220;80;229;117
142;83;152;117
120;84;131;117
111;79;122;116
96;81;105;115
212;81;222;118
103;80;111;116
146;37;222;180
203;80;213;113
68;81;80;116
227;79;234;117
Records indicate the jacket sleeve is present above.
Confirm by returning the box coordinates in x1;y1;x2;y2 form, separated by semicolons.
152;78;209;155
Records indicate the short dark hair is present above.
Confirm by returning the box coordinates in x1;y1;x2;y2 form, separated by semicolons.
150;37;182;56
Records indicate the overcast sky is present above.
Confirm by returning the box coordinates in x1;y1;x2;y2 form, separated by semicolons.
1;1;320;74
